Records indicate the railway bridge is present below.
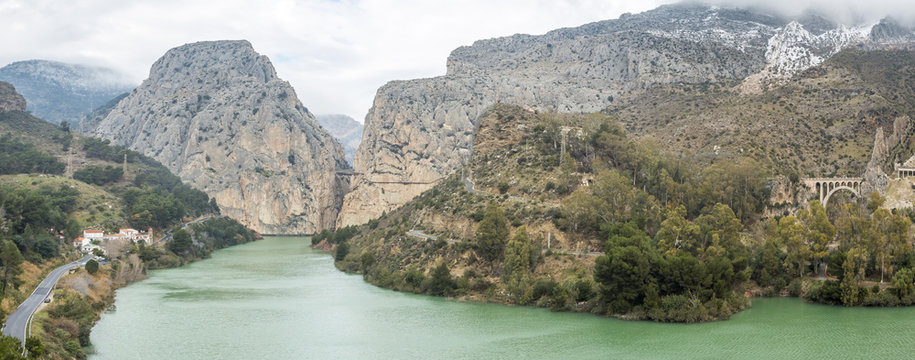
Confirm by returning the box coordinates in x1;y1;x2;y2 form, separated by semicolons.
800;177;863;207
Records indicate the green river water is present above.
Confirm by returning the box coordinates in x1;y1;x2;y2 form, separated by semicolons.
89;236;915;359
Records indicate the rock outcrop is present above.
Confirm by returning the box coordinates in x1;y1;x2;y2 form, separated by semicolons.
860;116;911;195
339;4;915;226
0;81;26;112
0;60;134;125
88;40;347;234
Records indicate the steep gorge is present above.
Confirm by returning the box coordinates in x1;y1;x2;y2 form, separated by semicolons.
88;40;347;234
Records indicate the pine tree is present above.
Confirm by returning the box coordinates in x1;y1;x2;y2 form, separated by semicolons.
502;227;531;281
0;240;23;298
475;203;509;274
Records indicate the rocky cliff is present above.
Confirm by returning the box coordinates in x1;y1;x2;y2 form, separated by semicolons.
0;60;134;126
0;81;26;112
88;40;347;234
339;4;915;226
316;114;362;166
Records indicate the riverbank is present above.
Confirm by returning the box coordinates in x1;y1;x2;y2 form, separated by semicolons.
319;239;915;324
30;217;256;359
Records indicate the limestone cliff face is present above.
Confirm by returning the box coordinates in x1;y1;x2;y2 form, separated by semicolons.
0;82;26;112
340;4;915;226
89;40;347;234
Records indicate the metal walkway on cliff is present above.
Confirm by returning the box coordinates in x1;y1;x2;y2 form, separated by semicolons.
334;170;441;185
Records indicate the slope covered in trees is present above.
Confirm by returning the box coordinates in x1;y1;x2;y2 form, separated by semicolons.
0;110;218;231
0;104;252;357
324;94;915;322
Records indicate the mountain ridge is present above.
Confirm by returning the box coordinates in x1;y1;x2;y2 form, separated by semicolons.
339;3;915;227
86;40;347;234
0;60;135;126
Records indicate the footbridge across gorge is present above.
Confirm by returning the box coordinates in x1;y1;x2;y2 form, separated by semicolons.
800;177;863;207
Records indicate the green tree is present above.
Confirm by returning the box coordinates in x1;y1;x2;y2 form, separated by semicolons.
590;169;635;225
870;209;893;283
834;203;870;250
334;242;349;262
753;234;785;288
0;335;24;360
24;336;43;359
85;259;99;275
560;188;601;235
840;250;863;306
558;151;579;193
595;224;656;313
64;218;81;241
475;203;509;273
655;206;699;257
892;267;914;298
777;216;808;277
502;227;531;281
427;262;456;296
595;244;654;313
867;191;886;212
694;203;743;260
0;240;23;298
168;229;192;255
799;200;834;276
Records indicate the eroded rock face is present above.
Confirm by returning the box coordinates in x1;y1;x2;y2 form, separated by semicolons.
89;40;347;234
340;4;915;227
340;4;915;226
0;82;26;112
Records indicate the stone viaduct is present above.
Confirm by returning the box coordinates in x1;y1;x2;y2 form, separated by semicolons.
800;177;863;207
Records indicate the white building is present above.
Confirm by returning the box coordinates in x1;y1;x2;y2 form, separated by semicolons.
119;228;139;238
83;230;104;239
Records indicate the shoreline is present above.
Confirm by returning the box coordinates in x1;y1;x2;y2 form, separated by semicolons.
32;218;259;358
314;242;915;323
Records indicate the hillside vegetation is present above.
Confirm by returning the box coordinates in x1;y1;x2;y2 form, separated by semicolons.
0;107;254;358
326;70;915;322
613;50;915;177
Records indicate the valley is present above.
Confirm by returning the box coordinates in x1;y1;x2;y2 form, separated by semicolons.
2;1;915;359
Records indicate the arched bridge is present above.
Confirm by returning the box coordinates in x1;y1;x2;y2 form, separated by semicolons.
800;177;863;207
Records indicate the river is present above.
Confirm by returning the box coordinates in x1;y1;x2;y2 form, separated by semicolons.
89;236;915;359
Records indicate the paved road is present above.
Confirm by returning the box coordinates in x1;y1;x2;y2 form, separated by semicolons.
2;254;92;344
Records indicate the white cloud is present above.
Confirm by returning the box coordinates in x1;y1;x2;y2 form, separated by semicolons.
0;0;909;122
0;0;672;122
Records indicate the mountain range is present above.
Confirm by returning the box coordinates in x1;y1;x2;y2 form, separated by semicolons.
0;60;134;126
338;3;915;227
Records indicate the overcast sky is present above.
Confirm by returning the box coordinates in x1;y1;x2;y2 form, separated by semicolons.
0;0;910;122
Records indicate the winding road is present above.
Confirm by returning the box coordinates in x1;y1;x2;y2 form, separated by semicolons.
2;254;92;345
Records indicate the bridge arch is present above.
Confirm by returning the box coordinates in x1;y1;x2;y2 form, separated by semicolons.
823;186;859;207
800;177;863;208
